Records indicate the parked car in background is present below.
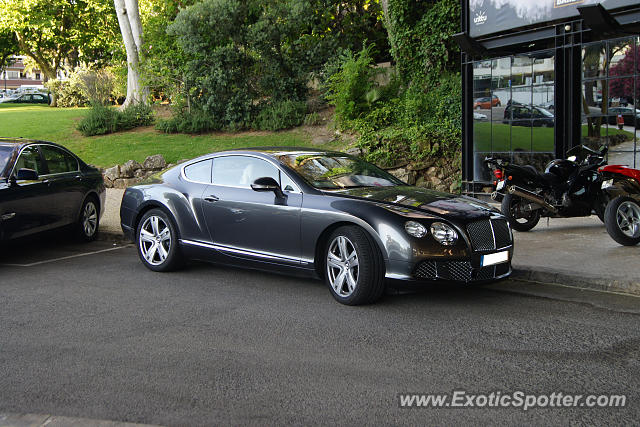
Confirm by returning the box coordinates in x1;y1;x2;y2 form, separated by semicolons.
0;138;105;241
121;148;514;305
607;107;640;127
0;93;50;104
473;95;501;109
473;112;488;121
539;100;555;111
503;104;554;127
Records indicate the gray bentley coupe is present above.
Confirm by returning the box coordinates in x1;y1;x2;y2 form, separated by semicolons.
120;148;513;305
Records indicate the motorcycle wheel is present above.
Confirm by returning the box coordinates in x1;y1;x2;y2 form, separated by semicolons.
604;196;640;246
501;194;541;232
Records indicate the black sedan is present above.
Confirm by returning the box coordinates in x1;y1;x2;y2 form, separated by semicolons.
120;149;514;305
0;138;105;241
0;93;50;104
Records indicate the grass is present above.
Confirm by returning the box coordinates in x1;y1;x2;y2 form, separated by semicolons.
0;104;340;168
473;121;633;152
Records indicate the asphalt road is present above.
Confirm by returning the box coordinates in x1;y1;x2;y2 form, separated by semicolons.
0;233;639;426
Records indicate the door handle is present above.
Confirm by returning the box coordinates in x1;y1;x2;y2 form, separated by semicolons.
204;195;219;203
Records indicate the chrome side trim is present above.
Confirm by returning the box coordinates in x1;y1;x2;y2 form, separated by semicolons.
179;239;312;264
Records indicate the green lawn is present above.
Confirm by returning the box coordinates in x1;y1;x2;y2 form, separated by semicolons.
0;104;335;168
473;121;633;152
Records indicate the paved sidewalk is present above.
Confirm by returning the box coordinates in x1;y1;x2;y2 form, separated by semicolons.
98;189;640;296
0;413;159;427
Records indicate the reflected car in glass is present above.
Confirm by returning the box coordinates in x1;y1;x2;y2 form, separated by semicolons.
0;138;105;241
120;149;514;305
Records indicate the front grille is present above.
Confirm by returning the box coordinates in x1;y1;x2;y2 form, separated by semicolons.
492;219;512;249
413;260;510;282
467;218;513;251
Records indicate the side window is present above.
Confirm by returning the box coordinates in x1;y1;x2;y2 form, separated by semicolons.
280;171;298;192
40;145;78;174
13;146;44;177
212;156;280;188
184;159;212;183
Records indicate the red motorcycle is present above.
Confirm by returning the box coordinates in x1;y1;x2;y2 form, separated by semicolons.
600;165;640;245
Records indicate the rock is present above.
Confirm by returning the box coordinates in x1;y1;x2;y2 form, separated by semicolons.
134;169;146;178
104;165;120;182
113;178;141;189
426;166;438;177
449;181;460;194
415;176;428;188
345;147;362;157
388;167;417;185
407;161;432;171
435;184;447;192
166;163;176;170
103;176;113;188
436;171;445;179
430;176;442;186
120;160;142;178
143;154;166;170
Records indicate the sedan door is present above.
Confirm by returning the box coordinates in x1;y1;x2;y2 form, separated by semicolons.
201;155;303;265
0;145;54;238
38;145;85;226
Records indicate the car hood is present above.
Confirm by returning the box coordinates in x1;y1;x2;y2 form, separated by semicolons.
327;186;500;220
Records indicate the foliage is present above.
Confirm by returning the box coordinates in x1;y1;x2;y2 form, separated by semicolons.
326;46;462;167
609;46;639;102
155;109;222;134
45;75;89;108
77;70;117;105
0;30;18;72
77;103;154;136
252;101;307;131
0;0;120;84
383;0;460;86
303;112;322;126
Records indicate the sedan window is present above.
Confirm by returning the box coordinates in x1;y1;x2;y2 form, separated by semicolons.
212;156;280;188
0;146;12;175
40;145;78;174
13;146;44;176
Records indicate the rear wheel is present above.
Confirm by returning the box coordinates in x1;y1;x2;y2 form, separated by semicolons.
605;197;640;246
501;193;541;232
76;197;99;241
136;209;184;271
324;226;385;305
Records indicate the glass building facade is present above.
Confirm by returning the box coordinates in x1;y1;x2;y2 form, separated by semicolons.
460;2;640;194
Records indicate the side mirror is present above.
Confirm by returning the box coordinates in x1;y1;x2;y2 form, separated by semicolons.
16;168;38;181
251;176;284;198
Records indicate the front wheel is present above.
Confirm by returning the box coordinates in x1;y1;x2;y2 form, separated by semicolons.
324;226;385;305
136;209;184;271
604;197;640;246
501;193;541;232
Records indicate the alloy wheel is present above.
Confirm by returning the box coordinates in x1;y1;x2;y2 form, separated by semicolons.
326;235;359;297
616;201;640;238
139;215;172;266
82;201;98;237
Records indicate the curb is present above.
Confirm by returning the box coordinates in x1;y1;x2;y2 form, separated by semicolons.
512;267;640;297
97;229;129;244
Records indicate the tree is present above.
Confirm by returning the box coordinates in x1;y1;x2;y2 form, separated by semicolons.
0;31;18;76
609;45;639;103
114;0;147;107
0;0;119;106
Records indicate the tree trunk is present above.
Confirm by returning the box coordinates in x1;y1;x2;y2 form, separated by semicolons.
114;0;146;108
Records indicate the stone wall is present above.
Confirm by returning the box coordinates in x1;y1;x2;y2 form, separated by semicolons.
385;156;461;194
102;154;176;188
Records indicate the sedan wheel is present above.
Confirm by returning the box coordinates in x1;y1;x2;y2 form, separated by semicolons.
324;226;385;305
605;197;640;246
137;209;183;271
77;198;99;241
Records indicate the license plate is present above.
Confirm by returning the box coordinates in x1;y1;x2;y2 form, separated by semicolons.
601;179;613;189
496;180;505;191
481;250;509;267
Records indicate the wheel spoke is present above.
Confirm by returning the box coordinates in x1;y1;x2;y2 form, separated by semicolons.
327;257;342;269
145;243;158;262
333;269;346;292
159;228;171;242
157;243;168;261
346;270;357;292
151;216;160;236
338;236;348;260
140;229;155;243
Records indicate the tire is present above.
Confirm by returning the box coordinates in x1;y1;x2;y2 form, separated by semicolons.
604;196;640;246
136;208;184;271
501;193;541;232
76;196;99;242
324;226;385;305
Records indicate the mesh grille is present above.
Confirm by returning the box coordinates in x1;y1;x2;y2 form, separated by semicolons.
415;261;437;279
438;261;473;282
492;219;512;249
467;220;495;251
475;266;496;281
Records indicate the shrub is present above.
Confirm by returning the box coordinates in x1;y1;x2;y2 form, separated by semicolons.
303;112;322;126
77;70;116;106
45;74;89;107
78;103;155;136
252;100;307;131
156;109;223;134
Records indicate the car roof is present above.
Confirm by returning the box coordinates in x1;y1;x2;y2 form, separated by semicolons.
0;137;65;149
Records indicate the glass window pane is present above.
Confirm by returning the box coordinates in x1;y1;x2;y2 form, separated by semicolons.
511;56;533;86
608;77;634;110
40;145;77;174
534;84;554;113
582;80;606;115
511;122;532;151
280;172;298;192
608;151;639;168
583;42;606;80
609;38;635;78
530;153;555;172
532;124;554;152
184;159;212;183
581;120;609;151
532;52;554;84
473;119;491;153
473;152;493;182
212;156;279;188
14;146;44;176
491;122;511;152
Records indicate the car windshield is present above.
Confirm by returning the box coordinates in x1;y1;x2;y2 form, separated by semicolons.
277;153;404;189
536;107;554;117
0;146;13;176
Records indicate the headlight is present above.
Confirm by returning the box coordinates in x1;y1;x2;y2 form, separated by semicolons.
430;222;458;245
404;221;427;238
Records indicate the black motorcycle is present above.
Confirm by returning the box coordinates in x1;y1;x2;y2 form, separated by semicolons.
485;145;609;231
